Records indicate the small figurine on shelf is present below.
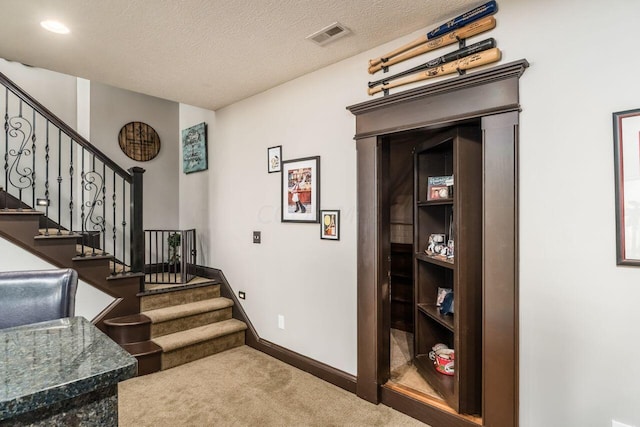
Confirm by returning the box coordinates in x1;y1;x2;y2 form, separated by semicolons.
426;233;447;256
447;239;455;259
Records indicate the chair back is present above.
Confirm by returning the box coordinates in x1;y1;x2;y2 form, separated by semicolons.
0;268;78;329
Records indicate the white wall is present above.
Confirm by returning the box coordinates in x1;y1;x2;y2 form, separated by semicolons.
178;104;215;265
207;60;359;374
90;82;180;230
0;58;77;127
0;238;114;320
198;1;640;426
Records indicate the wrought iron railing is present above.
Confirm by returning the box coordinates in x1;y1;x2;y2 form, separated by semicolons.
144;229;196;284
0;71;144;274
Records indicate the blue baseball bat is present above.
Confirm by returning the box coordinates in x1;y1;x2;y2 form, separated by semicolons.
427;1;498;39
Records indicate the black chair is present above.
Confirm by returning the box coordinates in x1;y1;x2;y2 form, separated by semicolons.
0;268;78;329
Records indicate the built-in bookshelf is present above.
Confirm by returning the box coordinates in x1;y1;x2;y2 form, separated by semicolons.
412;126;483;415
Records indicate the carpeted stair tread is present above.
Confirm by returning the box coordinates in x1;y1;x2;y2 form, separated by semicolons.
143;297;234;323
153;318;247;352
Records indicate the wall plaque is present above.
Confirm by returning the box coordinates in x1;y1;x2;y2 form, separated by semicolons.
118;121;161;162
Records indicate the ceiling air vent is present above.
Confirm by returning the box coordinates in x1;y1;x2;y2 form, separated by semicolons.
306;22;350;46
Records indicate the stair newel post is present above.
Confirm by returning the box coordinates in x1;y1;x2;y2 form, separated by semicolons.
44;120;50;233
129;166;145;275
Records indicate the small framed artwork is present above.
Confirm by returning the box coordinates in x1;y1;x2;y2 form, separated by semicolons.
281;156;320;223
268;145;282;173
613;108;640;265
321;210;340;240
182;122;208;174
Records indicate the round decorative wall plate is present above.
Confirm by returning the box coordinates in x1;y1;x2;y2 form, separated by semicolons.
118;122;161;161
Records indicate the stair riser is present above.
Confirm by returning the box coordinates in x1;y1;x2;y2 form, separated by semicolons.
106;321;151;345
141;285;221;311
136;352;162;376
161;330;245;370
151;307;232;338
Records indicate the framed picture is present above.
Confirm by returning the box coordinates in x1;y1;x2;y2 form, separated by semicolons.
268;145;282;173
613;108;640;265
281;156;320;223
182;122;207;174
320;209;340;240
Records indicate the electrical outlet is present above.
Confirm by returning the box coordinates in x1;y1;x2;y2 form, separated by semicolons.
238;291;245;300
613;421;634;427
253;231;261;244
278;315;285;330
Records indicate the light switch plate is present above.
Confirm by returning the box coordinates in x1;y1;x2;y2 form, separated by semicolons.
253;231;261;244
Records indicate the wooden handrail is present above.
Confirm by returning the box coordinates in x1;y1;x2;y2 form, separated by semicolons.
0;70;132;182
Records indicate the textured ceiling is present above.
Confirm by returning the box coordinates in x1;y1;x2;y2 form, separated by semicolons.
0;0;478;110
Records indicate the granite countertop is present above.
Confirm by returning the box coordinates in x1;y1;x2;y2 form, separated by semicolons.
0;316;137;420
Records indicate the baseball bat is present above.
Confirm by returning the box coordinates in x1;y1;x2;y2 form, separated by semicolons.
369;0;497;68
368;16;496;74
368;38;495;88
368;47;501;96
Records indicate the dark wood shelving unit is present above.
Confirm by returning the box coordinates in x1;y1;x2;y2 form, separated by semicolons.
390;243;414;333
414;354;455;403
417;303;454;331
416;199;454;207
413;126;482;415
415;252;454;269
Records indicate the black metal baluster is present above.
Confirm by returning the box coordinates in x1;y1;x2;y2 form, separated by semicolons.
31;109;36;207
112;172;116;275
153;231;158;283
69;138;74;234
122;179;126;273
162;231;165;283
3;87;8;211
80;148;85;257
102;162;106;254
17;100;22;206
56;129;61;235
91;154;96;256
44;121;50;235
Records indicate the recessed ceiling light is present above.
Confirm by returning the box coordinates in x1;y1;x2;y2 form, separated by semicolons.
40;20;70;34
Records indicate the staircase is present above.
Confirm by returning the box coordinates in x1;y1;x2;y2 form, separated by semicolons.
0;69;247;376
105;280;247;374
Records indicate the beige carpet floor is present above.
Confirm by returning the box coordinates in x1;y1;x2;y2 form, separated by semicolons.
118;345;428;426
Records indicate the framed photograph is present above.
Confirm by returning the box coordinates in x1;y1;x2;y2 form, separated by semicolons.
281;156;320;223
427;175;454;200
182;122;208;174
268;145;282;173
613;108;640;265
321;210;340;240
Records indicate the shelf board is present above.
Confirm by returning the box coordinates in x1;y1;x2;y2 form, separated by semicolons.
390;272;412;280
392;296;413;304
415;252;454;269
417;199;453;206
417;303;454;331
414;354;456;410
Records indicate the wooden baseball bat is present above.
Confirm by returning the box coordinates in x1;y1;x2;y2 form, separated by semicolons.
369;0;497;68
368;38;495;88
368;16;496;74
368;47;501;96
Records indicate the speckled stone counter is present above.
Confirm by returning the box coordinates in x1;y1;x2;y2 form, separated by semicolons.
0;316;137;426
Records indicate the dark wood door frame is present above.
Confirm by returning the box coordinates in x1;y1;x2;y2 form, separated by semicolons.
347;60;528;427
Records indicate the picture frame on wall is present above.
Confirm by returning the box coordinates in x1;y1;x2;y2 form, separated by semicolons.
268;145;282;173
281;156;320;223
613;108;640;265
320;209;340;240
182;122;208;174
